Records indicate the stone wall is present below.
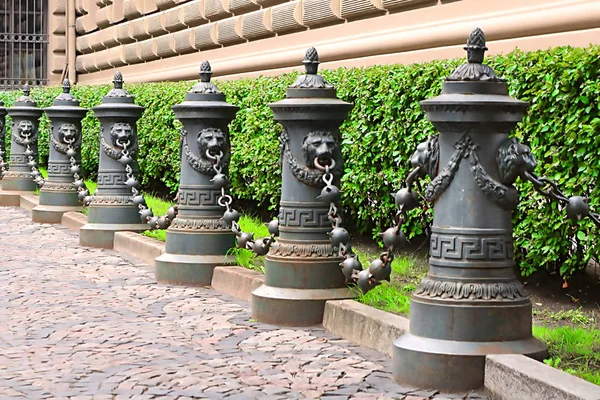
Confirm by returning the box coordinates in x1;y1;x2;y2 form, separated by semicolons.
47;0;600;85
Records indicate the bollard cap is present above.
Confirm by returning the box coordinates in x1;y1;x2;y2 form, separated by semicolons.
14;83;38;107
288;47;334;93
189;61;222;95
103;71;135;103
52;79;81;106
446;27;504;83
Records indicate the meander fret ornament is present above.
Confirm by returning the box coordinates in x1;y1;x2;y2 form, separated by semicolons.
249;47;357;326
390;28;548;392
3;84;43;192
0;100;6;180
79;72;150;248
154;61;239;286
32;80;88;223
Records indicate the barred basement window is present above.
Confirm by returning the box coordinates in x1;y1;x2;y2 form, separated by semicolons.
0;0;48;90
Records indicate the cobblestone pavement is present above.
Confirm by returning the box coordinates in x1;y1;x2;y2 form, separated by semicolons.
0;207;491;400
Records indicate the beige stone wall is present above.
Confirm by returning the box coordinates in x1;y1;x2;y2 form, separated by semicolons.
57;0;600;85
48;0;68;85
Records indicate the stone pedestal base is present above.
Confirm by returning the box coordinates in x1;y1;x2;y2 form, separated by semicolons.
392;333;548;392
155;253;236;286
251;285;354;327
79;223;150;248
2;176;36;192
32;204;82;224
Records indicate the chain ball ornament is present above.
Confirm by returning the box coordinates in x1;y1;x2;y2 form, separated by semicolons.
24;149;33;156
125;177;140;189
237;231;254;249
166;207;177;221
148;216;159;228
132;195;146;206
340;256;362;283
267;219;279;236
250;238;272;256
27;159;37;167
22;138;31;145
83;196;92;205
381;226;406;249
317;184;342;204
140;208;153;221
369;257;392;282
566;196;590;222
118;155;133;165
223;208;241;225
156;216;169;230
210;173;229;189
70;165;80;174
66;148;77;157
394;188;419;211
78;191;88;202
328;227;350;248
357;269;378;293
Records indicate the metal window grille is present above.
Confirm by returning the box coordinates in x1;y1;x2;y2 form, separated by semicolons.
0;0;48;90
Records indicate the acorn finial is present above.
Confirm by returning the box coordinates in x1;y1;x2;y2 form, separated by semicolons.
23;83;30;97
62;79;71;94
303;47;320;75
465;27;487;64
200;61;212;83
113;71;124;89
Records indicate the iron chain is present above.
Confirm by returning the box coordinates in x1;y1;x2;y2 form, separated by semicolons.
21;130;44;187
64;136;91;204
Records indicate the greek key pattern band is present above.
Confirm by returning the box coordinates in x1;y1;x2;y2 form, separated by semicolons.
278;207;330;227
177;189;220;206
9;154;28;164
430;231;513;261
98;172;126;186
47;163;71;175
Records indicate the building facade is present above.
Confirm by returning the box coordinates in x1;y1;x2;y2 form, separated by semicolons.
4;0;600;88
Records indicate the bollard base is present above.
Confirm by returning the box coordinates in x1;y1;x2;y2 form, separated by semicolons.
32;204;82;224
154;253;236;286
392;333;548;393
79;223;150;249
1;176;37;192
251;284;354;327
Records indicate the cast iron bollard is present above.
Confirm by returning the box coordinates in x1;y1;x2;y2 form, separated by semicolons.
250;48;355;326
390;28;548;392
3;84;43;192
32;80;87;223
0;100;6;179
154;61;239;286
79;72;148;248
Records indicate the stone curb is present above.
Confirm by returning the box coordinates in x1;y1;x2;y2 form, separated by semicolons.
19;194;39;210
113;231;165;268
485;354;600;400
323;299;409;357
211;266;265;302
61;211;88;232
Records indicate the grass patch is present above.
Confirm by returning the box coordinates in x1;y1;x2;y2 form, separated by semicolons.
533;324;600;385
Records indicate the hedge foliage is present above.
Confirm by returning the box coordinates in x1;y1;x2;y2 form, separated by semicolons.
1;44;600;279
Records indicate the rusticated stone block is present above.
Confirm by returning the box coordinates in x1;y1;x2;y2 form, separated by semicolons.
99;25;120;48
116;21;137;44
182;0;207;27
96;0;112;7
123;42;144;63
131;17;152;39
270;1;305;34
173;29;196;54
193;23;219;50
76;35;93;54
228;0;259;15
51;15;67;35
139;38;160;60
340;0;383;20
241;9;273;40
302;0;344;27
76;14;100;34
123;0;158;19
75;53;90;73
254;0;286;6
87;32;107;51
216;17;244;45
82;52;100;71
155;35;178;57
146;12;168;36
94;51;112;70
96;6;111;28
108;0;125;24
156;0;177;9
381;0;428;11
164;7;187;32
204;0;231;21
108;47;127;67
75;0;88;15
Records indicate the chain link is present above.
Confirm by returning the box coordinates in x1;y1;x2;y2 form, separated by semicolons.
21;130;44;187
116;139;178;230
63;136;91;204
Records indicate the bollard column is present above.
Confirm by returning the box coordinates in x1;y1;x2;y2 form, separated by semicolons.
79;72;148;248
154;61;239;286
251;47;354;326
2;84;42;193
391;28;547;392
0;100;7;182
32;80;87;223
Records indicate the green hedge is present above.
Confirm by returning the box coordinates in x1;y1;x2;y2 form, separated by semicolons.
2;44;600;279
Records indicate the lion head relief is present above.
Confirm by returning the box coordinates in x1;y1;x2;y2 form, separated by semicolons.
17;120;34;137
110;122;133;147
497;138;537;185
198;128;227;161
58;123;78;144
302;131;338;169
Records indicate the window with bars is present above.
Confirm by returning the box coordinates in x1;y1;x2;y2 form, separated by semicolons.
0;0;48;91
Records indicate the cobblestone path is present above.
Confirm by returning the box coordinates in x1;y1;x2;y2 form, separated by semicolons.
0;207;490;400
